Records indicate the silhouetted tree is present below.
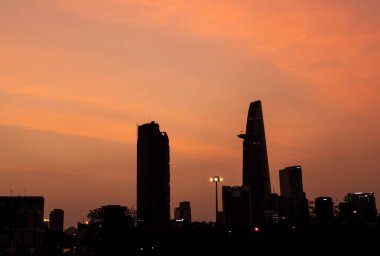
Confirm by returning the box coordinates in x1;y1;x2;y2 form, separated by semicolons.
87;205;136;229
84;205;136;255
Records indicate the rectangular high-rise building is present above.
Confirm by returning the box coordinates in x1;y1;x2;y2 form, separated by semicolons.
222;186;251;229
137;121;170;223
49;208;64;232
279;166;309;225
238;101;271;226
315;197;334;223
279;166;304;199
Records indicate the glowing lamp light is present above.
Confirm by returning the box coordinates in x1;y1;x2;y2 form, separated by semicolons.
210;176;223;183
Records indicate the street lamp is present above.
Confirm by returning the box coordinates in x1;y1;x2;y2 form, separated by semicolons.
210;176;223;223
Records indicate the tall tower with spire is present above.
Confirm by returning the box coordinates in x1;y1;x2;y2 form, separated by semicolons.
238;100;271;226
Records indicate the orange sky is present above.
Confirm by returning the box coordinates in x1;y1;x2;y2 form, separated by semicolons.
1;0;380;227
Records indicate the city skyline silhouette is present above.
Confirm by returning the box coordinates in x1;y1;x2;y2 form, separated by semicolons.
1;101;378;229
1;1;380;230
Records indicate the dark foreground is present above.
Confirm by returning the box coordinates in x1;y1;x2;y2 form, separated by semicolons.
2;223;379;256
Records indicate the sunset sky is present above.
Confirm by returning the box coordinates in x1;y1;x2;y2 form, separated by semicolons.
1;0;380;228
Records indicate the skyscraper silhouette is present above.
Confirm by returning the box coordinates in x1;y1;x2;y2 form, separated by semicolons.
49;208;64;232
279;166;305;199
315;197;334;224
238;100;271;226
279;166;309;225
137;121;170;224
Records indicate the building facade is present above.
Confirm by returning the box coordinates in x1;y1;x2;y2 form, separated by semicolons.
265;193;287;224
137;121;170;223
0;196;45;253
